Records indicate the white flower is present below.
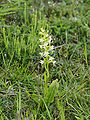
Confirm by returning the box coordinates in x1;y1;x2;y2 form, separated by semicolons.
4;54;7;57
53;61;56;65
41;28;45;32
48;36;52;43
48;40;51;43
48;1;51;4
39;52;43;56
85;23;88;27
49;36;52;40
44;51;49;57
46;34;49;37
49;57;54;61
39;45;43;48
43;42;48;47
50;45;54;51
39;32;43;34
53;3;56;6
39;39;44;42
40;60;44;64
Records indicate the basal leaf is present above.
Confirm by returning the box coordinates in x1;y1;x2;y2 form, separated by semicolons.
45;79;59;106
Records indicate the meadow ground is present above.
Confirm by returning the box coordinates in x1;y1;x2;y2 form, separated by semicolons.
0;0;90;120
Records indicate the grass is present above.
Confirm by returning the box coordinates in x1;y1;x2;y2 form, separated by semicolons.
0;0;90;120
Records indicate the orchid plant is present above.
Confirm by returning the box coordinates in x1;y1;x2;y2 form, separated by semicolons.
39;28;59;110
39;28;56;84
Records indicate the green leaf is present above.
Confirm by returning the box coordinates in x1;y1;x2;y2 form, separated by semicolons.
26;90;40;103
45;79;59;106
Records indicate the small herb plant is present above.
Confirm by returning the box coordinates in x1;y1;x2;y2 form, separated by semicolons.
39;28;56;83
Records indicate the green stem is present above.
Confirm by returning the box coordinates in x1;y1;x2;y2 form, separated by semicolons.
47;55;49;79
